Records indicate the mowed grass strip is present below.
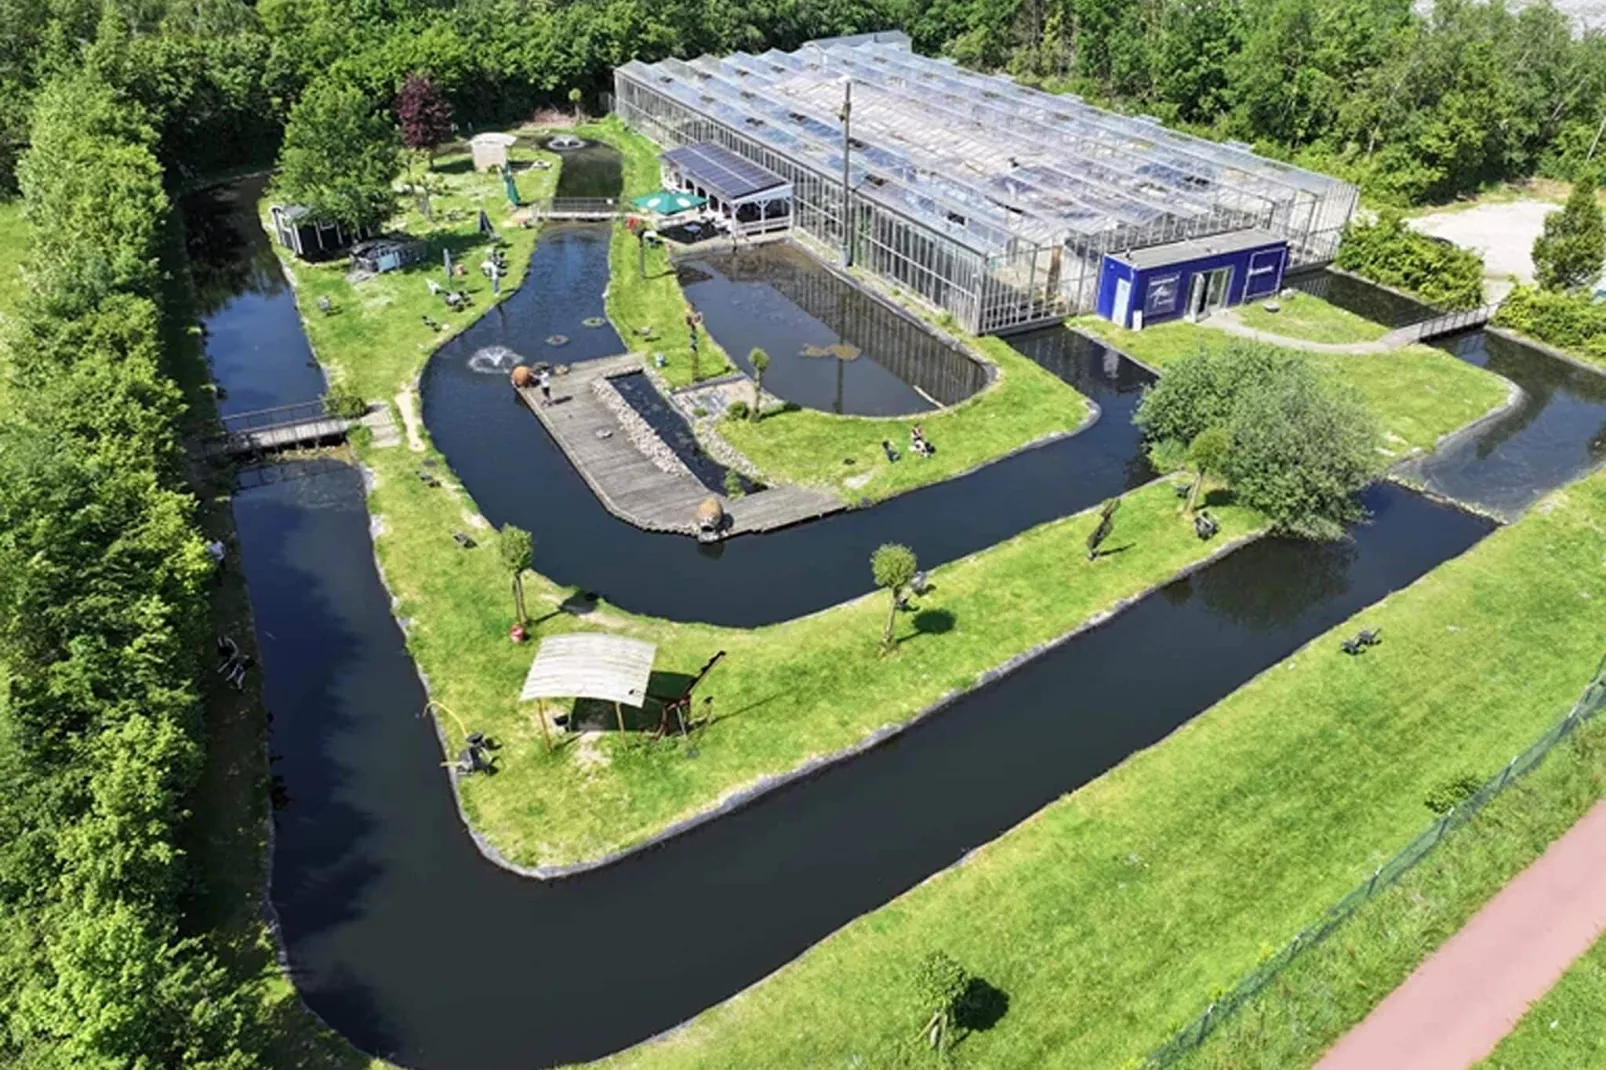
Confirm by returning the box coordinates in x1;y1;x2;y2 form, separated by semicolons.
363;438;1260;867
586;470;1606;1070
588;117;735;387
1236;289;1391;344
1076;316;1510;460
1480;926;1606;1069
264;144;560;400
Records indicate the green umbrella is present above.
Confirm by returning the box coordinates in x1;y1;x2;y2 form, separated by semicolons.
632;189;707;216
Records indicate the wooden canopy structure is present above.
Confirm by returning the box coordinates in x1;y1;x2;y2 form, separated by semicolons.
519;634;658;746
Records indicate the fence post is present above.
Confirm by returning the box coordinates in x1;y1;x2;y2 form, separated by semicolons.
1366;865;1382;897
1497;755;1516;791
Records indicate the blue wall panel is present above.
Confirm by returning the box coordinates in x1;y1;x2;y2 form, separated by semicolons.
1098;240;1287;329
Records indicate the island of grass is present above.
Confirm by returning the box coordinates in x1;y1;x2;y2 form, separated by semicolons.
1074;315;1511;461
590;466;1606;1070
590;117;1093;505
1235;288;1392;344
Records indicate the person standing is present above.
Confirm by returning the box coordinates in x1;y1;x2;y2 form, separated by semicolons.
538;368;552;406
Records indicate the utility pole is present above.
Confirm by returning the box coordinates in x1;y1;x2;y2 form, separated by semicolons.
840;77;854;267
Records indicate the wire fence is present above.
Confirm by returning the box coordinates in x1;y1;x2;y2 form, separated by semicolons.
1144;658;1606;1068
1384;301;1501;345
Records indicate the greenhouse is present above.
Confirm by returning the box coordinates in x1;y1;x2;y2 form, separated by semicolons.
613;31;1359;334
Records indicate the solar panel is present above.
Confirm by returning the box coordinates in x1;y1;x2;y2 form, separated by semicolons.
662;143;786;201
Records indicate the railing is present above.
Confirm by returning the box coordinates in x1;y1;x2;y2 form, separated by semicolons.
1144;657;1606;1067
218;398;343;436
531;197;622;219
1385;302;1501;345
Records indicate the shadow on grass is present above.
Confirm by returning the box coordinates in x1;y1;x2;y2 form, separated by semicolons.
898;607;956;645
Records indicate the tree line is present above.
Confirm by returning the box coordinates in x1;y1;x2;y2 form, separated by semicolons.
0;74;269;1067
6;0;1606;205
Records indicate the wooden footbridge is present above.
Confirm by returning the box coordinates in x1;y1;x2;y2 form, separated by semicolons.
201;399;357;459
1380;302;1500;346
532;197;623;221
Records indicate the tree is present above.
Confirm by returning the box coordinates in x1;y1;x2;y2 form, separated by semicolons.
568;87;583;122
913;950;971;1054
749;347;769;420
395;73;452;167
870;543;917;652
498;524;533;625
1185;425;1232;515
1533;172;1606;292
274;79;400;233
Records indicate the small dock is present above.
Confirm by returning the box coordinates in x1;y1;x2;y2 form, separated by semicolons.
516;355;841;537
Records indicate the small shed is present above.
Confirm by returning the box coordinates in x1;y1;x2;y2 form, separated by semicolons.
519;633;658;746
1097;229;1289;330
471;132;519;173
270;204;374;262
350;236;428;275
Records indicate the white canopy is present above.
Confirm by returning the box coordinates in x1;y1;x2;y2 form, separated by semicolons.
470;132;519;147
519;634;658;708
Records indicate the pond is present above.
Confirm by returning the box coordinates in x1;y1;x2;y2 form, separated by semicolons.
677;242;989;416
188;172;1606;1070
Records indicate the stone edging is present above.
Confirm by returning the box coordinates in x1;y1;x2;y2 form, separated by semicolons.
590;373;694;478
1486;325;1606;378
467;520;1264;880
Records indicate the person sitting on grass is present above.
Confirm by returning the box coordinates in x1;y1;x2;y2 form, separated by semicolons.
882;439;900;462
910;424;933;458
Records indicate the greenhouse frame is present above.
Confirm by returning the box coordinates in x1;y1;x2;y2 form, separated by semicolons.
613;32;1359;334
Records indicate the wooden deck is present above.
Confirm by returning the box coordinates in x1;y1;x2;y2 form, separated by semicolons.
517;355;841;537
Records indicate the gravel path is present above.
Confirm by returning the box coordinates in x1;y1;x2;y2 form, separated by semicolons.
1316;801;1606;1070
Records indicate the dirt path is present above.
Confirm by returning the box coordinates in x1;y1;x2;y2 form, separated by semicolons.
1316;800;1606;1070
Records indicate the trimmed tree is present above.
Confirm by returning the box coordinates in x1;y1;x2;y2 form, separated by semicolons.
1533;172;1606;293
394;73;453;168
499;524;533;625
274;79;401;234
870;543;917;652
913;950;972;1053
749;347;769;420
568;87;583;122
1185;425;1232;514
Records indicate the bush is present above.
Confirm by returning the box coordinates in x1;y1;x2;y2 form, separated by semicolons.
324;384;369;419
1493;283;1606;362
913;950;972;1051
1335;211;1485;310
723;468;746;498
1424;772;1485;815
725;399;750;420
1135;342;1381;538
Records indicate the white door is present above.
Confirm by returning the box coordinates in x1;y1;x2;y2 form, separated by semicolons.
1112;277;1132;327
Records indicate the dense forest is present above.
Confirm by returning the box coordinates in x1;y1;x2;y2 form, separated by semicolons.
2;0;1606;1065
3;0;1606;204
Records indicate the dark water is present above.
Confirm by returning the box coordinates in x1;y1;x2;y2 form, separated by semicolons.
1288;267;1437;327
184;176;328;414
424;309;1154;625
678;242;989;415
1399;330;1606;516
191;165;1601;1070
235;469;1489;1070
543;137;621;200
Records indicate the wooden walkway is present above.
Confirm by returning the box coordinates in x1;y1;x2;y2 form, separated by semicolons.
201;400;401;459
517;355;841;537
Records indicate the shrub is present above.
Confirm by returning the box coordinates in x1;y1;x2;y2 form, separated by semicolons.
1424;772;1485;815
725;399;750;420
324;384;369;419
913;950;972;1052
723;468;746;498
1335;211;1485;310
1493;283;1606;363
1532;172;1606;293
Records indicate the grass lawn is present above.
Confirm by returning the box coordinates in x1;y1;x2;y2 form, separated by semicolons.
1178;710;1606;1070
366;440;1260;866
583;469;1606;1070
585;118;1092;503
1480;929;1606;1069
1075;316;1510;461
1236;289;1391;344
584;117;737;387
264;145;560;401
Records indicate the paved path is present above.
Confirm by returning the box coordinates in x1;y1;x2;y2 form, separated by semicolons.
1204;311;1399;354
1316;800;1606;1070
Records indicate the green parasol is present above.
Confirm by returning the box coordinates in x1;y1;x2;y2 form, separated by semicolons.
632;189;707;216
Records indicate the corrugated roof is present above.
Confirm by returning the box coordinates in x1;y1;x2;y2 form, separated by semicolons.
1110;227;1285;270
520;634;658;708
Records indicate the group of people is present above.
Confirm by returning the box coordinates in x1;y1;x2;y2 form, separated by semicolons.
215;635;255;692
879;424;937;463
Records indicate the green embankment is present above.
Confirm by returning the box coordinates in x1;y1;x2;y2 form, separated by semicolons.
1076;316;1510;460
1235;289;1391;344
586;469;1606;1070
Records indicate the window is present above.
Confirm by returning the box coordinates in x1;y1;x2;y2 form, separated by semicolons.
1146;274;1180;316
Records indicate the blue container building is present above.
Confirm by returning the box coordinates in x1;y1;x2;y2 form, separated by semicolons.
1096;229;1288;330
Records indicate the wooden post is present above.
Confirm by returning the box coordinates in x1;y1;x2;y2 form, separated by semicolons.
535;698;552;751
614;700;628;738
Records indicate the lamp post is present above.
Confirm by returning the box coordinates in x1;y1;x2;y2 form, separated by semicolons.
839;77;853;268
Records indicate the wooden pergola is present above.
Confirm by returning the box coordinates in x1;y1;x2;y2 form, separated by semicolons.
519;633;658;747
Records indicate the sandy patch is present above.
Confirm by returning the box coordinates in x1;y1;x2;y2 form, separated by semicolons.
1409;200;1559;299
461;508;490;530
570;732;611;770
395;389;428;452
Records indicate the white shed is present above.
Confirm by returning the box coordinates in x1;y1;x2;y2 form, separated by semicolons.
470;132;519;173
